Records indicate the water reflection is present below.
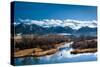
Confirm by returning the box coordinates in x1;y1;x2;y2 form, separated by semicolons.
15;42;97;65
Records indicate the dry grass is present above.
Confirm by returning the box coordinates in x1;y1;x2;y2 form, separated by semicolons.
14;48;58;58
14;49;34;58
71;48;97;54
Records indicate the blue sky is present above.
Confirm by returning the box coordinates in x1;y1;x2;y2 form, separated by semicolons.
13;1;97;21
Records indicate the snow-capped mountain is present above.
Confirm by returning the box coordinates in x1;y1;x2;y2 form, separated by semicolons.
13;19;97;36
15;19;97;30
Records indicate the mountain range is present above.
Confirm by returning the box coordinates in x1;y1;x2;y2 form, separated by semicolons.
13;19;97;37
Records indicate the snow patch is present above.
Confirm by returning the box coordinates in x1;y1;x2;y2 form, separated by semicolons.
14;19;97;30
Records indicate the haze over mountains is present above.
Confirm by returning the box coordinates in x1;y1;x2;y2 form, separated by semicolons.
13;19;97;36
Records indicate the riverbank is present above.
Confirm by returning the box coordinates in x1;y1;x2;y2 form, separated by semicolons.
14;41;97;58
14;42;71;58
14;48;58;58
70;48;97;54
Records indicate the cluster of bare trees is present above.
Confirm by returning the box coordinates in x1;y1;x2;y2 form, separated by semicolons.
13;35;69;51
71;38;97;49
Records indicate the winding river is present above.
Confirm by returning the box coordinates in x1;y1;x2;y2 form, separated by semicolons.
15;42;97;65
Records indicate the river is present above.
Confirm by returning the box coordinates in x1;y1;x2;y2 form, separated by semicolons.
15;42;97;65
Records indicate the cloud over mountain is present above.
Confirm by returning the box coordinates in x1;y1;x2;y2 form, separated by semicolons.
13;19;97;36
15;19;97;30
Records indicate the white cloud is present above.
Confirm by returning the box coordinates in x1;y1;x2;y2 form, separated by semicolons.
13;22;20;25
14;19;97;30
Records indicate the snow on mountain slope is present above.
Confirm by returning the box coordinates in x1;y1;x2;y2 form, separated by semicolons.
14;19;97;30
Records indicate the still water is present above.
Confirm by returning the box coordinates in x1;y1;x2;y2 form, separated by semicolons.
15;42;97;65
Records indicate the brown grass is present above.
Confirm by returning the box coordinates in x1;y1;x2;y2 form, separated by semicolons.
14;48;58;58
70;48;97;54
